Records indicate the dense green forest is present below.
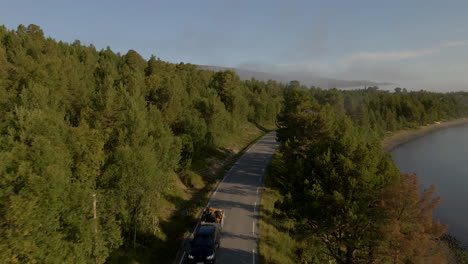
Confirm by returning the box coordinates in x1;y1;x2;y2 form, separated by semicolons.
0;25;283;263
264;83;468;264
2;24;468;264
306;83;468;138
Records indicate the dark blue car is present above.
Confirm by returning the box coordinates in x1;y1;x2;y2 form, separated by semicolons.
187;225;220;264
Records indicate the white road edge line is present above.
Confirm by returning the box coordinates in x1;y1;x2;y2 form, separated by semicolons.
198;135;261;232
180;133;273;264
226;131;267;176
253;201;257;234
227;164;236;174
179;251;185;264
253;248;255;264
192;222;200;236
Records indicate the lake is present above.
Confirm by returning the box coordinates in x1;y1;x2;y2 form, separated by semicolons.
391;123;468;247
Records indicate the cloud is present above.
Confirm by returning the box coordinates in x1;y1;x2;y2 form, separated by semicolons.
440;40;468;48
237;39;468;91
341;49;440;64
340;40;468;65
266;47;446;76
274;60;323;71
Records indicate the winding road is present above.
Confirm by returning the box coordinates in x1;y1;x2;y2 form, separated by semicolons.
176;131;279;264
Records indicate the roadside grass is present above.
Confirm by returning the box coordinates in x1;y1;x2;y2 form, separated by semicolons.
259;155;332;264
107;122;271;264
259;154;298;264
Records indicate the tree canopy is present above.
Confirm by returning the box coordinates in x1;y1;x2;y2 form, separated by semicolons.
0;24;283;263
2;24;468;263
270;83;467;264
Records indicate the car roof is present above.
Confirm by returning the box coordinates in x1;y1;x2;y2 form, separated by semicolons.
197;225;215;235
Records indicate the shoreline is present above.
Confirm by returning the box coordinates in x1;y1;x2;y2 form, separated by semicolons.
382;118;468;152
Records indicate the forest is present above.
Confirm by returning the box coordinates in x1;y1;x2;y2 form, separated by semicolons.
0;24;283;263
2;24;468;264
266;83;468;264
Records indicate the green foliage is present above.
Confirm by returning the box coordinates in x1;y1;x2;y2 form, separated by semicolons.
310;86;468;137
4;23;465;263
275;94;400;263
270;83;467;264
259;153;330;264
0;25;284;263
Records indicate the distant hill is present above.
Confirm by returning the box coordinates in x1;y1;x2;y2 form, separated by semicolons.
197;65;392;89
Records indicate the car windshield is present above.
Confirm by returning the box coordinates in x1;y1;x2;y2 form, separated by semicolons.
192;234;213;246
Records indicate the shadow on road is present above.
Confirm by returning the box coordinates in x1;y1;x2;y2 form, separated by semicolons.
217;247;255;264
221;231;257;242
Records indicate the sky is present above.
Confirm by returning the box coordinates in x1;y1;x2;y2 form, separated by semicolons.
1;0;468;91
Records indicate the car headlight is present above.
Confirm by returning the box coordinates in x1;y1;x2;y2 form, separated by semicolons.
206;253;215;260
188;254;194;259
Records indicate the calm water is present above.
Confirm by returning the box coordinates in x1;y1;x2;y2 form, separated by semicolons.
392;123;468;247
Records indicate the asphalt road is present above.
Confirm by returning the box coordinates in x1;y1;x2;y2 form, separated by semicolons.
176;131;279;264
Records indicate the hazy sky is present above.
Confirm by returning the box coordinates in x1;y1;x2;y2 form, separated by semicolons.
2;0;468;91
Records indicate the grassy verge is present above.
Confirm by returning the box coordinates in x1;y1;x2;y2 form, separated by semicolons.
107;122;271;264
258;154;298;264
258;154;331;264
